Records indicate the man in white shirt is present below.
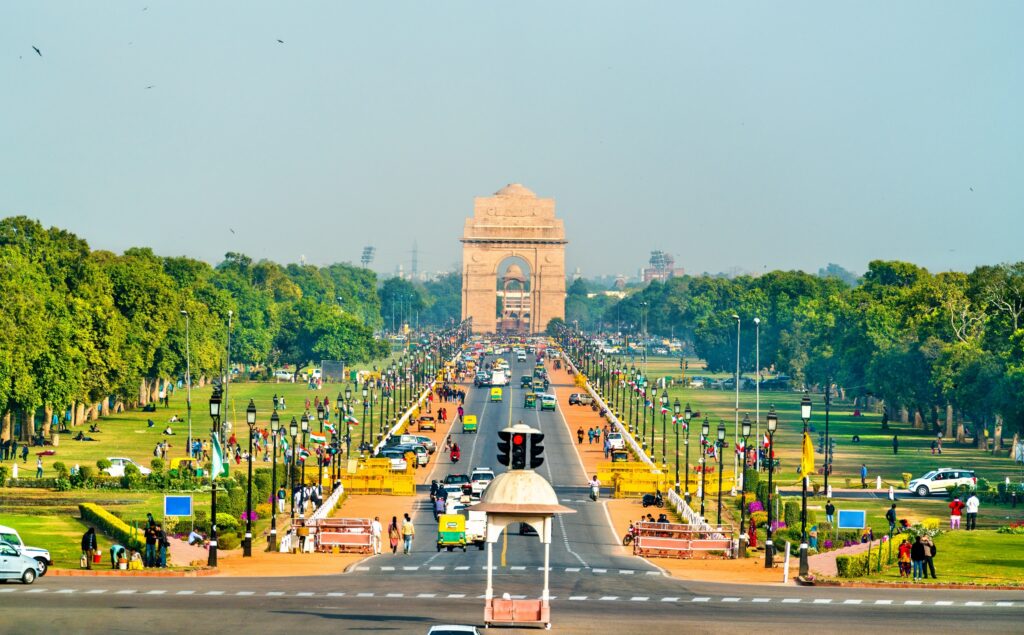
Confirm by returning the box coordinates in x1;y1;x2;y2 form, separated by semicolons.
965;493;980;530
370;516;383;554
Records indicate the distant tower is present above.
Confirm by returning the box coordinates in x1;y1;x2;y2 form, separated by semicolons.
572;267;582;282
361;246;376;268
411;241;419;280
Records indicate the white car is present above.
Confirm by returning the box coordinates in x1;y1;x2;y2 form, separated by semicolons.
0;542;42;584
908;469;977;497
470;468;495;497
103;457;152;477
428;626;480;635
606;432;625;451
0;525;52;576
273;369;294;381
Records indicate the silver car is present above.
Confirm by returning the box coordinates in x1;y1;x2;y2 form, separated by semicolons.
0;542;42;584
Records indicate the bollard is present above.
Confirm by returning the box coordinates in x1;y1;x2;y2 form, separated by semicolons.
783;542;791;583
876;475;882;490
888;485;895;501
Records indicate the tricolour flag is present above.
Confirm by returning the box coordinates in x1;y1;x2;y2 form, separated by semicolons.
762;433;770;449
309;432;327;444
345;413;360;427
324;422;337;434
298;446;310;461
211;435;229;479
660;405;670;415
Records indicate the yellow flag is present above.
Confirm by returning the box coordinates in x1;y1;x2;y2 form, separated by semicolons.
800;430;815;479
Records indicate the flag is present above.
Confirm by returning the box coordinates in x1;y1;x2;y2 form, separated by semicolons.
345;413;360;427
735;439;745;456
800;429;815;478
309;432;326;444
211;435;228;479
762;433;770;449
660;405;670;415
324;422;336;434
298;446;310;462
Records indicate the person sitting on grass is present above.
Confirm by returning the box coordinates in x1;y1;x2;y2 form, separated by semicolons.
162;425;175;436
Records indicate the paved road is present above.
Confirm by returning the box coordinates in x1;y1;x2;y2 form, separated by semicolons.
4;357;1024;632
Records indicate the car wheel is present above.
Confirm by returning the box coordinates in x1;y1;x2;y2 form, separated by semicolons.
22;569;36;585
917;485;929;497
34;559;47;576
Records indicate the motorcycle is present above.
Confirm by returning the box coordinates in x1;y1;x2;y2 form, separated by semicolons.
622;523;638;546
451;449;461;464
642;490;664;508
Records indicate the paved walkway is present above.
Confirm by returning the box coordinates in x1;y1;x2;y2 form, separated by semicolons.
808;537;887;577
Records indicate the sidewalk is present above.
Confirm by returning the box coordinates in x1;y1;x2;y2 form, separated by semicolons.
807;537;888;577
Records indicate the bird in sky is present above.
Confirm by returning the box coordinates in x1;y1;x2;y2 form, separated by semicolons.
145;85;154;89
230;228;236;234
969;187;974;192
277;39;284;44
32;46;41;57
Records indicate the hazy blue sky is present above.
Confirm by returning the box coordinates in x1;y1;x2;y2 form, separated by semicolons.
3;2;1022;278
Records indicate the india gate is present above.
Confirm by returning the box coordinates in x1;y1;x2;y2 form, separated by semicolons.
461;184;567;334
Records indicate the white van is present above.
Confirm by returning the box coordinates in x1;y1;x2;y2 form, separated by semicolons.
0;525;52;576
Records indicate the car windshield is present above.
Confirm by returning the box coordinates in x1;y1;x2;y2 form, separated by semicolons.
0;533;20;546
473;473;493;481
920;471;937;480
608;433;621;440
446;475;470;484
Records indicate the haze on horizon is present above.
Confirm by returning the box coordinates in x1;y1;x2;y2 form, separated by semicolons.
2;1;1021;279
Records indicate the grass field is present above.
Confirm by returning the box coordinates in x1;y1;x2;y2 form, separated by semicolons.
856;530;1024;585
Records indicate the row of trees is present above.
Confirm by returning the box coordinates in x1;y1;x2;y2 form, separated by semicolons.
0;217;394;441
568;261;1024;444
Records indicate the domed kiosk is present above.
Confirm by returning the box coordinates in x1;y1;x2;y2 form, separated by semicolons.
472;428;574;629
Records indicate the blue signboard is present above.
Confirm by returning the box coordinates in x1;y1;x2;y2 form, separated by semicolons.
164;495;193;517
837;509;866;530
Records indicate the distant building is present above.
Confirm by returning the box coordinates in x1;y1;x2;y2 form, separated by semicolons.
641;250;685;282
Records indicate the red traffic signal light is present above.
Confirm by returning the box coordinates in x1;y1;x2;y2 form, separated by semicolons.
512;434;525;446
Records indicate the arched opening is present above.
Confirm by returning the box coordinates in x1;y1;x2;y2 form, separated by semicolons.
496;257;532;334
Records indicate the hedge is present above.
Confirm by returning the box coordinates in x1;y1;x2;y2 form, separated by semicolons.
835;534;909;577
79;502;143;551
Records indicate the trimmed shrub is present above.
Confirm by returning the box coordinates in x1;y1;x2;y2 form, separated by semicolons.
52;462;69;478
96;459;112;471
901;472;912;487
78;465;95;482
784;500;801;528
744;467;760;493
750;510;768;528
79;502;143;550
756;481;769;507
150;458;165;472
0;465;9;484
217;532;241;551
836;554;869;578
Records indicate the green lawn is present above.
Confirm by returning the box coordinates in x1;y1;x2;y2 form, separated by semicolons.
856;530;1024;585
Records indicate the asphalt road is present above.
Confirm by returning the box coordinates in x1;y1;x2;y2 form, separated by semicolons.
3;358;1023;633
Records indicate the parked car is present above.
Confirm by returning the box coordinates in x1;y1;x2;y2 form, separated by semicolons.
908;469;977;497
377;448;408;471
0;525;52;576
103;457;152;477
568;393;594;406
606;432;625;451
0;541;42;584
394;444;429;467
689;377;706;389
273;369;294;381
470;468;495;497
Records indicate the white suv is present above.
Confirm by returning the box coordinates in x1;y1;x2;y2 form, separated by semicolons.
103;457;152;477
606;432;625;451
470;468;495;497
908;468;977;497
0;525;52;576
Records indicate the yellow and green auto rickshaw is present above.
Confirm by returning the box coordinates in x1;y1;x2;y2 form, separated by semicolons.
610;449;630;462
524;393;537;409
437;513;467;552
489;387;503;402
462;414;478;434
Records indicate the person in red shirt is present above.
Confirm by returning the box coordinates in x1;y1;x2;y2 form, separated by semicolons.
949;497;965;530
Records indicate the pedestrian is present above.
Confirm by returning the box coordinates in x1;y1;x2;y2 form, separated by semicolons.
898;539;912;578
930;439;937;455
144;523;157;567
588;428;595;445
273;394;279;410
21;444;28;463
577;427;584;444
921;535;938;579
81;528;98;570
156;524;168;567
277;486;287;514
949;496;964;530
370;516;383;555
388;516;401;554
860;464;868;489
910;536;926;581
825;500;835;524
401;513;415;554
35;456;43;478
603;437;611;459
434;496;445;520
886;503;898;535
965;492;980;530
892;434;899;455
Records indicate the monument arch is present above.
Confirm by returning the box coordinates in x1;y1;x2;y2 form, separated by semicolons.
461;184;567;334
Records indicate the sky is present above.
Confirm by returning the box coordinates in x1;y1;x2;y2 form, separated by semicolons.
3;1;1022;279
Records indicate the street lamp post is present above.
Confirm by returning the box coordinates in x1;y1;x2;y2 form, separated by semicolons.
738;414;752;557
660;389;668;468
361;384;369;449
180;310;193;457
316;404;325;489
288;417;298;527
732;314;741;488
799;393;812;578
700;418;710;518
269;410;280;552
823;377;832;495
243;399;257;557
764;406;778;568
344;386;353;457
716;420;726;525
673;398;681;494
300;413;309;516
754;317;761;472
208;388;221;567
683;403;692;500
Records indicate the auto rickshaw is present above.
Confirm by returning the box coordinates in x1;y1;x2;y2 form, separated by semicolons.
168;457;204;477
437;513;467;552
489;387;502;402
524;393;537;409
462;414;478;434
610;449;630;462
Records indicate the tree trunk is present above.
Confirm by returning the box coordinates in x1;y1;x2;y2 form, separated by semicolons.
19;409;33;441
975;417;987;450
956;410;966;444
75;402;86;428
113;400;125;414
148;378;159;404
993;415;1003;455
945;403;954;439
913;409;923;430
139;379;148;405
86;404;98;422
41;405;53;438
0;411;10;441
899;406;909;424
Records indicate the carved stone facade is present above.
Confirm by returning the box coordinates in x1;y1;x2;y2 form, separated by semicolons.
461;184;567;334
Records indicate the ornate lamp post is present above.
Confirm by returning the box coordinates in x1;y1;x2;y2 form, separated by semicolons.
700;417;710;518
361;384;369;450
208;388;221;567
799;393;812;578
738;413;752;557
316;403;325;489
269;410;280;552
660;389;668;468
344;386;353;457
764;405;778;568
673;398;681;494
716;420;726;524
243;399;257;557
289;417;298;525
683;403;693;500
299;413;309;515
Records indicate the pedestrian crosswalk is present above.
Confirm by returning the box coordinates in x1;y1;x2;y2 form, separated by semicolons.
350;564;664;576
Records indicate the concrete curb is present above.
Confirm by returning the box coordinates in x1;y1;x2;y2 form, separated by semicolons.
49;567;217;577
815;579;1024;591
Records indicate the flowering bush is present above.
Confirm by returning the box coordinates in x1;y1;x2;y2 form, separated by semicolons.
997;521;1024;535
748;500;764;513
239;510;259;522
749;511;768;528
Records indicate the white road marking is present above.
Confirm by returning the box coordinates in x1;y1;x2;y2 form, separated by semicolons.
455;566;469;571
965;601;984;606
569;596;588;601
904;600;922;605
875;599;892;605
511;566;526;571
781;598;801;603
0;589;15;593
447;593;466;599
996;602;1014;607
386;593;404;598
402;566;420;571
381;566;395;571
843;599;862;604
592;568;607;573
205;591;223;596
619;570;634;575
429;566;445;571
357;592;374;598
510;595;526;600
599;596;619;601
85;589;107;594
146;590;166;595
692;597;710;602
116;590;136;595
296;592;314;597
661;597;679;602
235;591;254;596
56;589;75;594
565;567;581;572
645;571;662;576
26;589;46;594
266;591;284;596
935;601;953;606
722;597;741;602
177;590;195;595
752;598;771;603
354;566;370;571
417;593;437;598
327;592;346;597
630;596;649;602
813;599;832;604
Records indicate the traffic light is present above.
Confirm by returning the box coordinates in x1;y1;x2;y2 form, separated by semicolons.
528;432;545;469
511;432;527;470
497;429;512;466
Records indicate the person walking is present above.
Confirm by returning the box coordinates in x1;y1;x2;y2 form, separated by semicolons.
910;536;926;582
577;427;584;444
401;513;415;554
886;503;899;535
860;464;868;489
825;500;835;524
156;524;169;567
388;516;401;554
370;516;383;555
81;528;98;570
897;539;912;578
949;497;964;529
921;535;938;579
892;434;899;455
144;523;157;567
965;492;980;530
603;436;611;459
35;456;43;478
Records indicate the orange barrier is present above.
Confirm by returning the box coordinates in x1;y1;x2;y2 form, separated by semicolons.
631;521;734;559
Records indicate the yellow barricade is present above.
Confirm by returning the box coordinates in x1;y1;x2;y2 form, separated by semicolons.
614;472;669;499
340;471;415;496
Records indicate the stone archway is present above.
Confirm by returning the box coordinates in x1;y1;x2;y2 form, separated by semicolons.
461;184;567;334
